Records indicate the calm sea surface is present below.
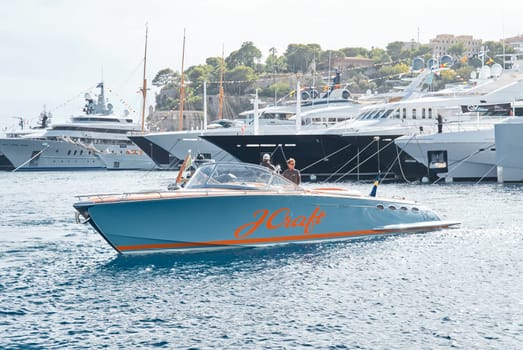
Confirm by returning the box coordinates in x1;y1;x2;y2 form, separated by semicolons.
0;171;522;349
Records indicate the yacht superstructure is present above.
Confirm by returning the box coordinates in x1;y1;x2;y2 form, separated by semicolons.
0;83;155;171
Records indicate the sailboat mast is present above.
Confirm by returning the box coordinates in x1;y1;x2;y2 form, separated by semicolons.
140;24;148;132
178;29;186;131
218;45;225;120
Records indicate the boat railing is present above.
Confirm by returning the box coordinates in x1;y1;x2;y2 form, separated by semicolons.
74;191;168;202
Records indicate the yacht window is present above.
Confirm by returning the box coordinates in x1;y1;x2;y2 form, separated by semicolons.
373;110;386;119
369;110;381;119
412;109;417;119
381;109;393;118
391;109;400;119
428;108;433;119
366;111;377;119
74;150;77;155
371;110;381;119
68;150;71;155
52;126;130;134
360;111;372;119
402;108;407;119
364;111;375;119
356;111;368;120
422;108;426;119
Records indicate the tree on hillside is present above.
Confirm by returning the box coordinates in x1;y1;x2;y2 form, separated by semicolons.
340;47;369;57
185;64;214;97
484;41;516;56
377;62;410;79
317;49;345;70
224;65;257;95
152;68;177;87
260;81;293;99
153;68;180;111
347;71;376;94
411;45;433;61
386;41;405;61
206;57;223;69
203;57;226;94
448;42;465;58
264;47;288;73
368;47;390;64
225;42;262;70
284;43;321;73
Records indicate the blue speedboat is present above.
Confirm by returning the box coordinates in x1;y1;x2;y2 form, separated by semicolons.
73;163;458;254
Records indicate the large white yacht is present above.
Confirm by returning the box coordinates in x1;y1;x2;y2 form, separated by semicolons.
394;102;523;182
0;83;156;171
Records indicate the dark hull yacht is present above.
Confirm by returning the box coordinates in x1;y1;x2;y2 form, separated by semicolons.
201;133;427;182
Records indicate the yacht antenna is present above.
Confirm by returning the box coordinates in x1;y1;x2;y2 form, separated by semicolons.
327;51;331;105
218;44;225;120
178;28;186;131
140;23;148;132
203;81;207;130
296;79;301;133
271;46;277;105
311;51;316;105
502;24;506;70
253;89;259;135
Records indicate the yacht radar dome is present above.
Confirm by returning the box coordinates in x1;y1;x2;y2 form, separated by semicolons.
479;66;491;80
491;63;503;77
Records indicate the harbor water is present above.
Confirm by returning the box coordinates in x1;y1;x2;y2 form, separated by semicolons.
0;171;522;349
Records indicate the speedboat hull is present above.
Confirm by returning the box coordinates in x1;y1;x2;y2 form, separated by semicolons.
74;188;456;254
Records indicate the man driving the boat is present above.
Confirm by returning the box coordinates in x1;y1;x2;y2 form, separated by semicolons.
260;153;278;172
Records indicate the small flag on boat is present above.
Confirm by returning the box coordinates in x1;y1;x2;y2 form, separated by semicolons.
369;176;379;197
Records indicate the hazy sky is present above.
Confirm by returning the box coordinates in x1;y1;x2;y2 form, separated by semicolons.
1;0;521;127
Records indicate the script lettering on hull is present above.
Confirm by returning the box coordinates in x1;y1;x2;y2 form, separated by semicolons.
234;207;326;238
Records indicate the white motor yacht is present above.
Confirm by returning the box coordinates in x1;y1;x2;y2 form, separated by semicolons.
0;83;156;171
395;102;523;182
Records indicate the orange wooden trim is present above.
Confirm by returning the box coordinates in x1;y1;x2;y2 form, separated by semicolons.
116;224;451;252
311;187;346;191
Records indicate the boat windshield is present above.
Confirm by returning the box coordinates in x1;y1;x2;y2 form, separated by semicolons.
185;163;301;191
